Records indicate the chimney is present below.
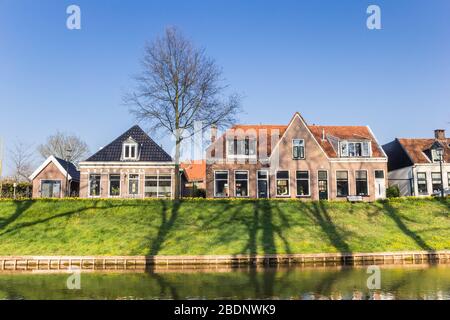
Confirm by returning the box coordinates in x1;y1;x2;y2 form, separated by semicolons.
434;129;446;140
322;128;326;141
211;124;217;143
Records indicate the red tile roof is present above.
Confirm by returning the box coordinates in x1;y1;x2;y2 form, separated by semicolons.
181;160;206;182
397;138;450;163
308;125;385;158
208;113;386;159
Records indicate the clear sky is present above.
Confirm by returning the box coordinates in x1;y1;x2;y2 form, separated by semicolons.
1;0;449;175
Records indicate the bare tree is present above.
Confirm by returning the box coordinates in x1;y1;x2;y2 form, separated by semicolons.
125;26;241;199
10;141;35;182
37;131;89;164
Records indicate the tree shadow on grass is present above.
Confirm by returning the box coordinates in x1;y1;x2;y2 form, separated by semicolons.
148;200;181;256
0;201;103;237
300;201;352;254
0;200;34;230
381;201;433;251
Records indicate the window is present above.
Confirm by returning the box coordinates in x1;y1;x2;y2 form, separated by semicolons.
431;172;442;193
355;170;368;196
292;139;305;159
375;170;384;179
431;148;443;163
276;171;290;196
122;140;138;160
128;174;139;196
448;172;450;189
417;172;428;194
257;170;269;198
89;174;101;197
214;171;229;197
158;176;172;198
336;171;349;197
296;171;310;196
340;141;370;157
109;174;121;196
235;171;249;197
144;175;172;198
227;138;256;157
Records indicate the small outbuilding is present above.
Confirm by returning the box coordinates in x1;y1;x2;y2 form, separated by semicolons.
29;156;80;198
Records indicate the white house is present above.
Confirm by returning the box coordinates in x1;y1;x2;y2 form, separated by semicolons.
383;129;449;196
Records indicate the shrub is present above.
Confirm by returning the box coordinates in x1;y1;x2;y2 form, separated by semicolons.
386;185;400;198
193;188;206;198
0;182;32;198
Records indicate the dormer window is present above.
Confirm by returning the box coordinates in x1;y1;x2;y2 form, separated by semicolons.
122;137;138;161
226;137;256;158
430;142;445;163
340;141;371;157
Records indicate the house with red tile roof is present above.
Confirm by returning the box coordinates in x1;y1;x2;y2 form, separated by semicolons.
206;112;388;201
383;129;449;196
181;160;206;196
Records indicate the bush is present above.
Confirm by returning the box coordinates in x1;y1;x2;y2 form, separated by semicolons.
0;182;32;199
193;188;206;198
386;185;400;198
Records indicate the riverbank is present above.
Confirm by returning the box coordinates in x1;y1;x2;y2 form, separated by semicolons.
1;251;450;273
0;198;449;256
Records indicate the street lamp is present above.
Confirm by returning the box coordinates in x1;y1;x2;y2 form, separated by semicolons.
65;149;73;197
436;145;445;198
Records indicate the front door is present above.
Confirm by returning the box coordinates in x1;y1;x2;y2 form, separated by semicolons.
318;171;328;200
257;170;269;198
41;180;61;198
374;170;386;199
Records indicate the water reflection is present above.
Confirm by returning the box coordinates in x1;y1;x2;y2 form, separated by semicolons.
0;264;449;300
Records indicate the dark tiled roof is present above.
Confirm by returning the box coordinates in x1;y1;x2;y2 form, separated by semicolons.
85;125;172;162
382;139;413;171
54;157;80;181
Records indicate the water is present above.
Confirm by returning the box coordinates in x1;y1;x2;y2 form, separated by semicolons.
0;264;449;300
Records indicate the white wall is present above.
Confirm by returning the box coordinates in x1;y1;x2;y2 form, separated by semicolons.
388;166;413;196
411;164;450;196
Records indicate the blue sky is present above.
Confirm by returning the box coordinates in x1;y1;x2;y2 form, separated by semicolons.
1;0;449;175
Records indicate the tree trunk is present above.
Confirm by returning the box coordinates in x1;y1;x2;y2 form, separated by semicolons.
174;135;181;200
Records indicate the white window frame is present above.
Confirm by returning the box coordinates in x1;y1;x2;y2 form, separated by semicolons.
335;170;349;197
157;174;173;198
226;138;257;160
122;142;138;160
234;170;249;198
40;179;62;198
317;170;329;200
276;170;290;197
292;139;305;160
214;170;229;198
296;170;311;197
256;170;269;199
417;172;428;194
128;174;140;196
354;169;369;196
108;174;121;197
339;141;371;158
88;174;101;198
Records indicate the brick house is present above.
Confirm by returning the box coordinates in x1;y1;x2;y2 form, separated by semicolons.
206;112;388;201
78;125;185;199
181;160;206;196
382;129;449;196
29;155;80;198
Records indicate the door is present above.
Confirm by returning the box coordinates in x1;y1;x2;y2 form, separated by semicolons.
41;180;61;198
318;171;328;200
257;170;268;198
374;170;386;199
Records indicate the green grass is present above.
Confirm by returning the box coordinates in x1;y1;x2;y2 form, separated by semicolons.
0;198;448;256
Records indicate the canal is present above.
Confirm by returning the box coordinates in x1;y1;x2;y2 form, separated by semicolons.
0;264;449;300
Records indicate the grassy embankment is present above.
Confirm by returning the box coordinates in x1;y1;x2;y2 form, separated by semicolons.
0;198;448;256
